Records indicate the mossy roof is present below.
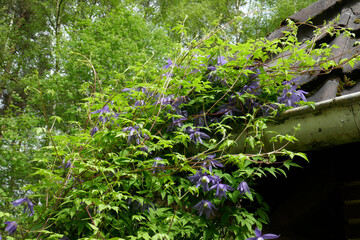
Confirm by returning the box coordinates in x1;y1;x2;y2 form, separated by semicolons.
267;0;360;102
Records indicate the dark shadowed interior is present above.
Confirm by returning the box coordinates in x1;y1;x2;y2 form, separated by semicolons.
257;142;360;240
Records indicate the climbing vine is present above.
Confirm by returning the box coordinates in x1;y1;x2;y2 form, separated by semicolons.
0;20;356;240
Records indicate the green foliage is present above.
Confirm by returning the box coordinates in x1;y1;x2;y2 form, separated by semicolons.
0;0;121;202
131;0;318;43
1;18;353;239
0;110;46;207
22;5;175;132
0;1;174;208
0;1;355;239
64;5;174;83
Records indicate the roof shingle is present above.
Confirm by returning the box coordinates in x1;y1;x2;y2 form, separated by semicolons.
268;0;360;103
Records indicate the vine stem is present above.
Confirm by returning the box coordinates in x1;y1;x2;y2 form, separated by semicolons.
86;203;106;240
36;75;62;163
32;74;68;239
166;185;189;235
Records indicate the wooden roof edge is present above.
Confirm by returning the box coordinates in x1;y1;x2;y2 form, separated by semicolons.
281;0;343;26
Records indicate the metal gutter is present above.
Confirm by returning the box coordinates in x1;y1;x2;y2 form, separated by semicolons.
263;91;360;151
232;91;360;153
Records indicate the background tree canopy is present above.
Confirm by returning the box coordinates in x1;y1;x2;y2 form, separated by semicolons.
0;0;320;239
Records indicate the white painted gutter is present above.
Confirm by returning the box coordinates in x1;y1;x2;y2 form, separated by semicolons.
233;92;360;152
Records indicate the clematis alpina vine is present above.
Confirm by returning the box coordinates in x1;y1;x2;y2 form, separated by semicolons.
246;227;279;240
238;181;251;195
201;154;224;172
91;103;119;125
4;221;18;235
12;197;34;216
61;159;72;169
217;56;228;66
91;104;110;114
209;182;234;199
152;157;165;173
277;78;308;107
217;102;241;116
91;104;111;123
122;125;142;144
187;170;203;184
186;127;210;144
90;126;99;136
195;174;212;192
194;172;220;192
162;58;181;77
193;200;217;219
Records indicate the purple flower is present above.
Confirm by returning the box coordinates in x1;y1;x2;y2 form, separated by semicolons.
157;95;174;105
209;183;234;199
152;157;165;173
277;79;308;107
61;159;72;169
91;105;110;114
162;58;177;77
186;127;210;144
193;200;217;219
194;110;205;127
194;172;219;192
207;65;217;72
90;126;99;136
238;181;251;195
246;227;279;240
91;104;112;123
172;96;189;111
249;67;261;80
163;58;174;69
91;103;120;124
122;126;141;144
187;170;203;184
207;72;224;84
195;174;211;192
100;116;109;123
206;56;228;84
122;88;132;92
161;96;189;124
217;56;227;66
4;221;18;235
134;100;145;107
240;80;261;95
211;174;221;184
12;197;34;216
237;80;262;112
172;116;187;127
167;115;188;132
201;154;224;172
135;87;147;93
278;85;307;107
217;103;241;116
160;95;189;131
138;145;152;155
216;95;242;117
208;55;227;68
122;87;148;97
139;146;148;152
